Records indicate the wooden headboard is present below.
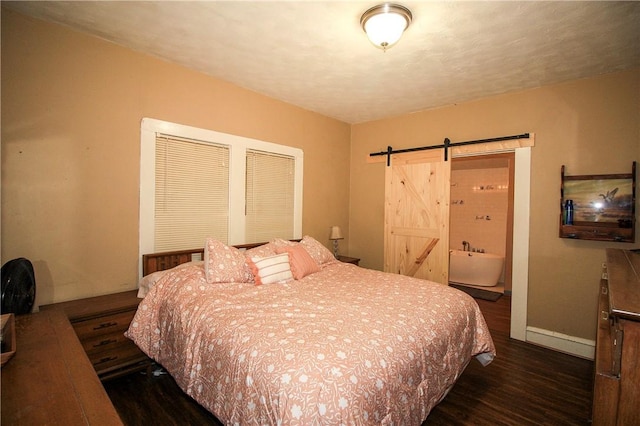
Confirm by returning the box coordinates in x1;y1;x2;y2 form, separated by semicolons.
142;241;299;276
143;248;204;277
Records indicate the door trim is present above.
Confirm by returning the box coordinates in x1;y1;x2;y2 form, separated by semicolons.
451;146;530;342
510;147;530;341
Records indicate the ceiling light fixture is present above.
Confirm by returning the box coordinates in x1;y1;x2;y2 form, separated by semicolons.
360;3;412;51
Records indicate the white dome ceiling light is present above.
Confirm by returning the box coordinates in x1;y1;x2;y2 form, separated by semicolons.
360;3;412;51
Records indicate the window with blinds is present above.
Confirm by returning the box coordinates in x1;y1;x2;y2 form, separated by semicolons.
154;135;229;251
139;118;303;264
246;150;295;243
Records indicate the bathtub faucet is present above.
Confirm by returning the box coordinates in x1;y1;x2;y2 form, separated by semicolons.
462;240;470;251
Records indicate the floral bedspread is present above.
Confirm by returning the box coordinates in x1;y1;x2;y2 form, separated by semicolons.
126;261;495;425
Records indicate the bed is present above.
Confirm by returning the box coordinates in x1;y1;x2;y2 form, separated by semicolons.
126;236;495;425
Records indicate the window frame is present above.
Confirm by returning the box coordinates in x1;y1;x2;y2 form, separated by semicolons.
139;118;303;275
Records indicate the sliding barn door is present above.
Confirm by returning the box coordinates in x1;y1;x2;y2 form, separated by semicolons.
384;149;451;284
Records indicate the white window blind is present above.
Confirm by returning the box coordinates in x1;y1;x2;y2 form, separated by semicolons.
154;134;229;251
246;150;295;243
140;118;303;274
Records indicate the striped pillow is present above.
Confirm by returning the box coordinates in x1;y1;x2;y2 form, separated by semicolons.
249;253;293;285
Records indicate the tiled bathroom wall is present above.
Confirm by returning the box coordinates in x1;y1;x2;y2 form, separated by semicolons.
450;166;509;260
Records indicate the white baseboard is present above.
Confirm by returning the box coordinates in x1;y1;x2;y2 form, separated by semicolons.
526;326;595;360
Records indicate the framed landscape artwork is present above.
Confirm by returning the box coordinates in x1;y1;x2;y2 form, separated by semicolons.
560;162;636;242
564;178;634;226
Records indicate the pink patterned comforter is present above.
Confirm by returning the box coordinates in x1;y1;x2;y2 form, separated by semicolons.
126;261;495;425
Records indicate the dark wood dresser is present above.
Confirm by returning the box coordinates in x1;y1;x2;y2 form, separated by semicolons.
1;309;123;425
41;290;150;380
592;248;640;425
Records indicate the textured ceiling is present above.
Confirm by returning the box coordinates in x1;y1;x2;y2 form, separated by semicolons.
5;1;640;124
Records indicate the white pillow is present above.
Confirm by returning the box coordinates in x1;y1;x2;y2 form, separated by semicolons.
248;253;293;285
137;261;203;298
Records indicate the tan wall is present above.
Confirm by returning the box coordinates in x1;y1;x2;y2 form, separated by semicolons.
1;10;351;305
3;8;639;342
351;68;640;341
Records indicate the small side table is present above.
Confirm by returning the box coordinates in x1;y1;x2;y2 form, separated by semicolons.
336;255;360;266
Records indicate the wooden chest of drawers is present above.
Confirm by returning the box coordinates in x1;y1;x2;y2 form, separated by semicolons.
592;249;640;425
1;309;123;425
42;290;150;380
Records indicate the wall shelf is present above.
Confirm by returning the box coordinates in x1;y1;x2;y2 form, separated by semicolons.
559;162;635;243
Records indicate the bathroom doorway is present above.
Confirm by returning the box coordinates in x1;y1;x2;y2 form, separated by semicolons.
450;153;514;302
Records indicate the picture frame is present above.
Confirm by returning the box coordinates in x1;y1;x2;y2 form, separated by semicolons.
559;162;636;242
563;178;633;226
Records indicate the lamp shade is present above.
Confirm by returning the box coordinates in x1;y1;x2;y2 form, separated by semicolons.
329;226;344;240
361;3;412;50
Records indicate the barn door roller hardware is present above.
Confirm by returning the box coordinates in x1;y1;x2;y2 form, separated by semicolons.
370;133;530;166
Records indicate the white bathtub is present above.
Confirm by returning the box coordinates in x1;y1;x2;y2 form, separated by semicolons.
449;249;504;287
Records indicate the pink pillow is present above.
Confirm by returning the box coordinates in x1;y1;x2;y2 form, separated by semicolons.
204;238;252;284
276;245;320;280
271;237;297;247
300;235;335;265
245;242;277;259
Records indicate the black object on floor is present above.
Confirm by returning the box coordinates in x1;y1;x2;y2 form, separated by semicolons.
449;283;502;301
1;258;36;314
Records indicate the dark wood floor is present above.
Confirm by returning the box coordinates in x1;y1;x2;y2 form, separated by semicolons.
104;295;594;425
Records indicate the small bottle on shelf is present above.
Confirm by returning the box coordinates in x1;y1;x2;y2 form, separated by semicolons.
564;199;574;225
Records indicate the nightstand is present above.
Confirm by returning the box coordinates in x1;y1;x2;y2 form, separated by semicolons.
336;255;360;266
41;290;150;381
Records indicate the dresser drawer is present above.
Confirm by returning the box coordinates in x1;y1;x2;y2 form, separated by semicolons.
72;310;135;339
88;340;147;374
592;280;620;425
81;329;132;355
